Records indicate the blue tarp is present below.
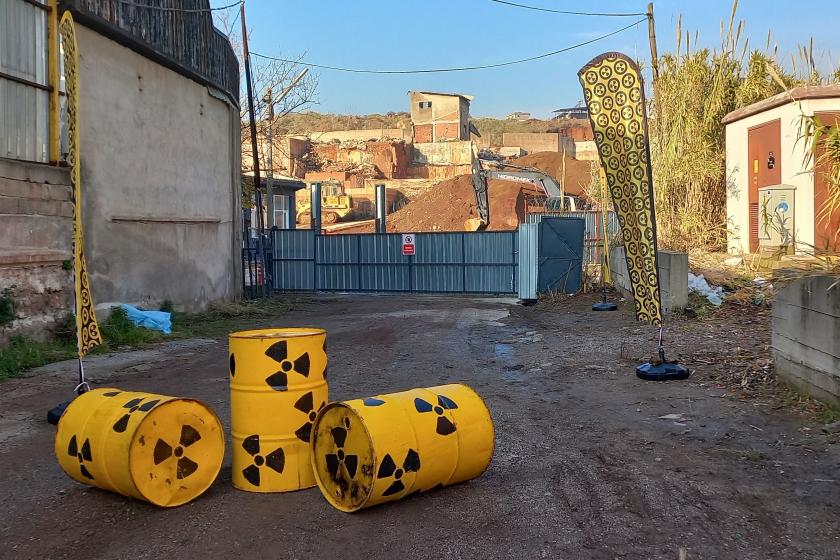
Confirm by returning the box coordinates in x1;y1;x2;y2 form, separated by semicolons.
121;304;172;334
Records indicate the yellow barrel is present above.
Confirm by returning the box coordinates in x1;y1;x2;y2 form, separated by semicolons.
311;383;494;512
54;388;224;507
229;327;328;492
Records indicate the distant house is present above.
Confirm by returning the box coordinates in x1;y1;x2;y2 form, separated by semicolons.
552;106;589;120
409;91;473;143
506;112;531;121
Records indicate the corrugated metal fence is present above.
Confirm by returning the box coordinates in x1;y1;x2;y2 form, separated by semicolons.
527;210;619;265
271;230;518;294
0;0;50;162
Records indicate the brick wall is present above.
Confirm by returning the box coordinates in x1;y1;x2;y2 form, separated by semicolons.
434;123;462;141
0;158;73;343
413;124;433;143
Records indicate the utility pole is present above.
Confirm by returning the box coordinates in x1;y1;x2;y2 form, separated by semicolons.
241;1;268;296
647;2;659;82
264;87;275;228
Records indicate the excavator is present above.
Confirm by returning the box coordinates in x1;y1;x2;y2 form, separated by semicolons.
465;156;584;231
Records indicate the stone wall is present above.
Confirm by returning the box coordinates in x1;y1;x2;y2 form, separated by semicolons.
773;275;840;407
0;158;73;342
610;246;688;312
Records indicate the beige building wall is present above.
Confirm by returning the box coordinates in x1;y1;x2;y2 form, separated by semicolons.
76;25;241;312
725;97;839;254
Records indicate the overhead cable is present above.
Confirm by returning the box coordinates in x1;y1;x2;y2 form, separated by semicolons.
251;17;647;74
487;0;647;17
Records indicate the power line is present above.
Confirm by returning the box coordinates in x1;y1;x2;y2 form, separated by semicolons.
252;17;646;74
487;0;647;17
114;0;242;13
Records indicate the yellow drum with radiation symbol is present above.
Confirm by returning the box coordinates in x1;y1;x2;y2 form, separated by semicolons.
54;388;224;507
310;383;494;512
229;328;328;492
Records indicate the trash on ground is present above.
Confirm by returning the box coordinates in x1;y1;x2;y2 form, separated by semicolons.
688;272;726;306
121;303;172;334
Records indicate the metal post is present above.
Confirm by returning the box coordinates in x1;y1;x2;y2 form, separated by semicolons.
264;87;275;228
375;183;387;234
311;182;322;233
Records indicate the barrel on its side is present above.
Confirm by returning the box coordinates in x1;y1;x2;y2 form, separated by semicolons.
229;327;328;492
54;388;225;507
310;383;494;512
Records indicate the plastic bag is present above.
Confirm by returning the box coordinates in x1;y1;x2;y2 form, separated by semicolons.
687;273;726;306
120;303;172;334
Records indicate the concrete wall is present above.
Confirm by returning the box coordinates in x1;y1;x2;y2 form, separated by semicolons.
411;141;473;165
773;275;840;407
725;97;840;254
0;158;72;341
501;133;575;156
306;129;409;143
610;246;688;312
76;25;241;312
574;140;599;161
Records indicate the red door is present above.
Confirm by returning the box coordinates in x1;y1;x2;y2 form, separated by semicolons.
747;120;782;252
813;112;840;254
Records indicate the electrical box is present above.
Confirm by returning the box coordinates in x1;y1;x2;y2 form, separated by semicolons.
757;185;796;250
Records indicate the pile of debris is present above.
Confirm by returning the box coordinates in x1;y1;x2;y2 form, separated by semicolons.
342;174;540;233
511;152;592;197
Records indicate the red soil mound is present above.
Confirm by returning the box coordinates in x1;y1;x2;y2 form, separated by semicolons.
339;174;539;233
511;152;592;196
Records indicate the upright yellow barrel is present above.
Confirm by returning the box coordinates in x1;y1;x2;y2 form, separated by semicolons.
54;388;224;507
229;328;328;492
310;383;494;512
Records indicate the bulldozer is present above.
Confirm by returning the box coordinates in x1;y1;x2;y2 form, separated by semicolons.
296;180;372;225
465;156;584;231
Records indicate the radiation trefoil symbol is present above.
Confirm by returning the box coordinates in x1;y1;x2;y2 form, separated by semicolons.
67;435;94;480
377;449;421;496
153;424;202;480
325;426;358;479
414;394;458;435
264;341;310;391
241;435;285;487
112;397;160;433
294;391;325;442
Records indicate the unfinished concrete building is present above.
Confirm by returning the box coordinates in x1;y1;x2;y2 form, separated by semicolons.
409;91;473;143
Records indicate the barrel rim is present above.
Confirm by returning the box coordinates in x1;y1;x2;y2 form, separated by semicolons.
448;383;496;480
310;401;376;513
128;397;225;507
230;327;326;340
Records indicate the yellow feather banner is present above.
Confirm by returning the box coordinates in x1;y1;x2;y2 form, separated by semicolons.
60;12;102;357
578;52;662;326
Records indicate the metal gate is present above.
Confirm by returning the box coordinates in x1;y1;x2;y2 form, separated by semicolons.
270;230;518;294
537;217;584;293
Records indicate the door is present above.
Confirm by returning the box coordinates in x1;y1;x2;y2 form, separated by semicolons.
747;120;782;252
538;217;585;293
813;112;840;254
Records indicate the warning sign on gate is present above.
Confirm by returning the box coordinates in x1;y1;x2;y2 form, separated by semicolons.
402;233;415;256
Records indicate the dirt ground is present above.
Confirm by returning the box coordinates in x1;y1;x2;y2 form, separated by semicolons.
1;294;838;560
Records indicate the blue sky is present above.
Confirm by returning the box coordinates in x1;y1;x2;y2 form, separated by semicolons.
214;0;840;119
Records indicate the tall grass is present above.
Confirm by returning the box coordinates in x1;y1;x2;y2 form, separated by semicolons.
648;0;839;251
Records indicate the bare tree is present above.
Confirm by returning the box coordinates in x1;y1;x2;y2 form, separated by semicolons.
216;11;319;179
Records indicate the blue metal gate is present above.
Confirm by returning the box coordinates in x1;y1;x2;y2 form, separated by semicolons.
270;230;518;294
537;217;585;293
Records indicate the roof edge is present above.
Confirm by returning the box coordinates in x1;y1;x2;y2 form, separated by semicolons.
722;85;840;125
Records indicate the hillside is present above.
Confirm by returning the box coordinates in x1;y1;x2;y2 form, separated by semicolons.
273;111;582;145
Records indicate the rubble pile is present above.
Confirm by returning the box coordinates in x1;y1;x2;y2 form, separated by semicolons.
511;152;592;196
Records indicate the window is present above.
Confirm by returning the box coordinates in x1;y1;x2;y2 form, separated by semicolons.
272;194;290;229
418;101;432;109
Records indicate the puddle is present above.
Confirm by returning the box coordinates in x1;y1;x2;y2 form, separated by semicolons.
494;343;514;359
501;369;524;382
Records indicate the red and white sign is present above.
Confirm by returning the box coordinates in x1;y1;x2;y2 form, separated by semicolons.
401;233;415;256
